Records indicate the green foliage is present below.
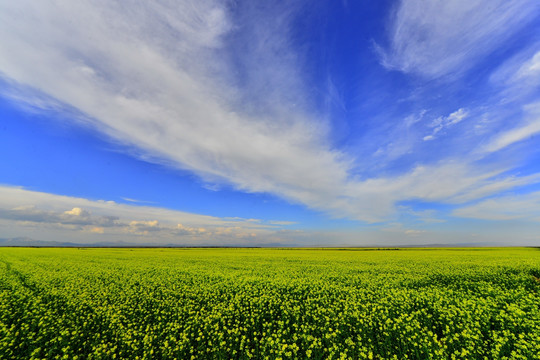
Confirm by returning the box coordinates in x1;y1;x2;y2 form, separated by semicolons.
1;247;539;359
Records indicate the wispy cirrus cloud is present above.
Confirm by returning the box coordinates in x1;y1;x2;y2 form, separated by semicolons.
0;0;354;221
319;161;540;222
378;0;540;78
0;0;539;228
453;191;540;221
481;101;540;153
490;45;540;97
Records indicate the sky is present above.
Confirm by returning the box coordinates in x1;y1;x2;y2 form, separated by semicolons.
1;0;540;246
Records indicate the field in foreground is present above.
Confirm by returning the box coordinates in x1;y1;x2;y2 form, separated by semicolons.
1;248;540;359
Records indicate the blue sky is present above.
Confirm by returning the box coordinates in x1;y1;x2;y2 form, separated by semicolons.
1;0;540;246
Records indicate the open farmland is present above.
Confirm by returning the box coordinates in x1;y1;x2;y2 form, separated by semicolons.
1;247;540;359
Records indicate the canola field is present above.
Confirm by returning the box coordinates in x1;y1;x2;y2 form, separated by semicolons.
1;247;540;360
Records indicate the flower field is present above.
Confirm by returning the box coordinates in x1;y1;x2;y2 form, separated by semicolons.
1;247;539;359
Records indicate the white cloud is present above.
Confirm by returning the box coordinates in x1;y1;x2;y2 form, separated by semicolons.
379;0;540;78
482;101;540;153
177;223;207;235
0;1;354;221
445;108;469;126
130;220;159;228
313;161;540;222
450;173;540;203
0;1;538;226
89;227;104;234
3;185;540;246
0;185;290;244
483;120;540;153
423;108;468;141
127;220;162;235
268;220;297;226
64;207;90;217
121;197;154;204
404;110;427;127
401;208;446;224
371;110;429;162
453;191;540;221
498;48;540;87
515;51;540;80
490;45;540;102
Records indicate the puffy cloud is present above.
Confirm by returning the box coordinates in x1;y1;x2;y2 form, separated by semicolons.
0;185;290;244
0;204;119;229
176;224;207;235
64;207;90;217
423;108;468;141
3;184;539;245
130;220;159;228
0;185;245;227
127;220;161;235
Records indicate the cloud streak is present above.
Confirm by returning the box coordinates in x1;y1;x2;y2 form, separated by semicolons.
0;0;354;220
379;0;540;78
482;102;540;153
0;1;539;227
453;191;540;221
